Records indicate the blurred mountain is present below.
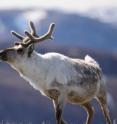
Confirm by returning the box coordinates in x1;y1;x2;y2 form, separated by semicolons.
45;10;117;52
0;9;117;52
84;7;117;25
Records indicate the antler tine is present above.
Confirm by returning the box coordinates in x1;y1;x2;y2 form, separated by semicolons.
11;31;24;40
29;21;37;36
24;23;55;46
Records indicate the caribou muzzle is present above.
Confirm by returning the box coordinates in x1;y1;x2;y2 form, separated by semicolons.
0;50;8;61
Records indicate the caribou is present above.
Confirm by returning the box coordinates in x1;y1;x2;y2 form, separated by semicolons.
0;21;112;124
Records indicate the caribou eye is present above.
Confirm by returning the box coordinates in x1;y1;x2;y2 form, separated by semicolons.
17;48;24;54
15;42;20;46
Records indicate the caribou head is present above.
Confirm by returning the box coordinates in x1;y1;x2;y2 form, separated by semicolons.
0;21;55;63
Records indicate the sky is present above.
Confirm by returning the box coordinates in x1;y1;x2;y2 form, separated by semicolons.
0;0;117;13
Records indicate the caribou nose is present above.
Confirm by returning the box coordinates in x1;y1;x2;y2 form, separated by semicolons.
0;50;7;61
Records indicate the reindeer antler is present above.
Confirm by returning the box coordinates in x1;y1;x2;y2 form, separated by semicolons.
23;23;55;47
11;21;55;47
29;21;38;36
11;31;24;40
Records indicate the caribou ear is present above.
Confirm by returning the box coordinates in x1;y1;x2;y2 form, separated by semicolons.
27;44;34;57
